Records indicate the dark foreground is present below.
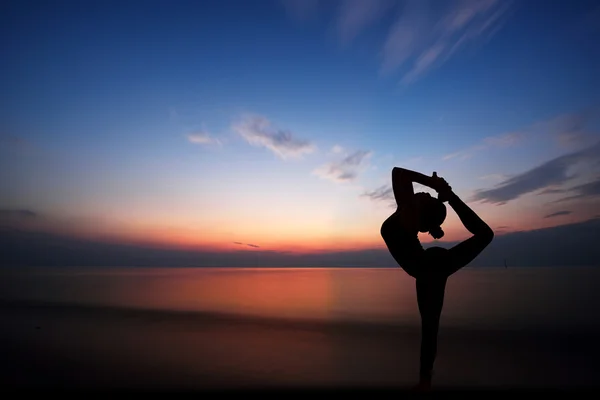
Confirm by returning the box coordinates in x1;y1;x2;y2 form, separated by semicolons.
1;300;599;393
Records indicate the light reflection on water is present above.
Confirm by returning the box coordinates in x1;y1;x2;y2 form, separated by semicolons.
1;266;599;330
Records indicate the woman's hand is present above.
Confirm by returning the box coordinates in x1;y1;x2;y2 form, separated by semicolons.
432;172;452;201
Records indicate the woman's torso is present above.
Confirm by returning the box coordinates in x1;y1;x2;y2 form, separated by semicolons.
381;209;451;280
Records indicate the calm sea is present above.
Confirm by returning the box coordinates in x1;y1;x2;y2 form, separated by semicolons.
2;266;599;331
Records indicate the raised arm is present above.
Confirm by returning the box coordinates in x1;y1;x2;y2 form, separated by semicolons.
445;190;494;274
392;167;442;208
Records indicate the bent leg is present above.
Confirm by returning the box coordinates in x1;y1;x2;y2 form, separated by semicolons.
444;232;494;277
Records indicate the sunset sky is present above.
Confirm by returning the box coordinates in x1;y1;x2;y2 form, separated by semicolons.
1;0;599;256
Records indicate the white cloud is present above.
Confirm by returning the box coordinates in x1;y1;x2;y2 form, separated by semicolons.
187;131;221;146
529;109;600;149
336;0;394;44
280;0;514;85
380;0;428;75
400;42;446;84
281;0;320;21
483;132;521;147
233;114;316;160
331;144;344;154
443;131;523;161
361;184;395;207
478;173;509;181
313;149;372;183
471;141;600;205
444;109;600;161
443;143;486;161
382;0;512;83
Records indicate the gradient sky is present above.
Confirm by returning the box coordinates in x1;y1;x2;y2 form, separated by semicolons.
1;0;599;255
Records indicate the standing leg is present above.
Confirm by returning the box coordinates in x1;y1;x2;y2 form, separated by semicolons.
419;314;441;384
416;278;446;387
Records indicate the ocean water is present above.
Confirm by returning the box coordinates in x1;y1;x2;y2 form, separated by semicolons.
1;266;599;331
2;266;600;389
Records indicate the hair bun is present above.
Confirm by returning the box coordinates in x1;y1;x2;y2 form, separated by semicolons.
429;226;444;240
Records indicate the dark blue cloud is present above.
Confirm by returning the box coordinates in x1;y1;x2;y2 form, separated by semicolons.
233;241;260;248
0;209;38;219
553;178;600;203
544;211;572;219
471;141;600;205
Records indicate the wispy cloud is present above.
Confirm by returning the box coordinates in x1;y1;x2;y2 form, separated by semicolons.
0;134;30;151
538;188;566;196
471;141;600;205
581;4;600;35
552;178;600;203
442;146;483;161
336;0;394;44
478;173;509;181
281;0;512;85
382;0;512;84
443;132;521;161
331;144;344;154
361;184;395;207
444;108;600;162
233;115;316;160
0;209;38;219
313;149;372;183
482;132;522;147
544;210;572;219
281;0;321;21
234;241;260;249
494;225;510;234
529;109;600;149
186;131;221;146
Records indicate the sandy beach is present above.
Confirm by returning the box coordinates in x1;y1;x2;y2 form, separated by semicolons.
1;299;599;392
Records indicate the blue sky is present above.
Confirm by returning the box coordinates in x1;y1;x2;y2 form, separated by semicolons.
1;0;599;254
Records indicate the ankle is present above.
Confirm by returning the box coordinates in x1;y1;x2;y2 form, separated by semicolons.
420;370;433;383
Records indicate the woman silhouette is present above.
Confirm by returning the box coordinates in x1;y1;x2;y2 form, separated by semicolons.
380;167;494;390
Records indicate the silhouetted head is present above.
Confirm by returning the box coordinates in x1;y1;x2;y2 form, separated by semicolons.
414;192;447;239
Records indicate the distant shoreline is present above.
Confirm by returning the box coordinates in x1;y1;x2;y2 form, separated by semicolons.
2;265;599;270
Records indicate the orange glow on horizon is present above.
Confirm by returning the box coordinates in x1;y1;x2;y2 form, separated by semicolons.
6;203;597;255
